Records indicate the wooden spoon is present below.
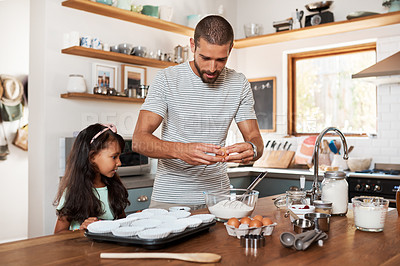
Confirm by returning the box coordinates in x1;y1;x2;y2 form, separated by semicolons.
100;253;222;263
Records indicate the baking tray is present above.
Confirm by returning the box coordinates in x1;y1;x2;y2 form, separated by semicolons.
84;220;216;250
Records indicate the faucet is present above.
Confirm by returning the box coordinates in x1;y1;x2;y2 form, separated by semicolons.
310;127;349;204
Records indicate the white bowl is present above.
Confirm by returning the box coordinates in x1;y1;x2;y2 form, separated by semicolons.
347;157;372;172
289;205;315;222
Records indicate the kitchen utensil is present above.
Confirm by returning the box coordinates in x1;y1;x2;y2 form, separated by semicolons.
227;171;267;206
203;189;259;221
100;252;221;263
293;218;314;233
305;1;333;12
244;23;263;38
304;212;331;232
280;229;316;248
300;175;305;191
240;234;265;248
294;230;327;250
118;43;133;54
287;143;292;151
329;140;338;154
131;46;147;57
110;44;119;53
348;145;354;154
352;196;389;232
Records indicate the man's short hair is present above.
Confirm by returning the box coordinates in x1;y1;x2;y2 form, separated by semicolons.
194;15;234;49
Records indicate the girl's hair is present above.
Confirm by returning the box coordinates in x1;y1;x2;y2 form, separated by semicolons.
53;123;130;224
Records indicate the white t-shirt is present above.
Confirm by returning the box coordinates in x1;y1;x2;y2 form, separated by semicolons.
141;62;257;205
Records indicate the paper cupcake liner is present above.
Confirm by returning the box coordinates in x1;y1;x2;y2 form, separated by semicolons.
152;214;178;224
178;217;203;228
126;211;155;220
141;208;169;215
111;226;145;237
190;214;216;223
87;220;120;234
158;222;188;233
166;210;191;219
115;217;139;227
137;228;172;239
130;218;162;229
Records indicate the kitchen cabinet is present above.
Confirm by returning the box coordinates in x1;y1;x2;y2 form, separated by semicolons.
125;187;152;213
62;1;400;49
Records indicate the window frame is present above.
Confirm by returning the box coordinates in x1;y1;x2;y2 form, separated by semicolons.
287;42;377;136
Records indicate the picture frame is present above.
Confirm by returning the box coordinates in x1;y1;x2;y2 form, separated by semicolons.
92;63;118;91
248;77;276;132
121;64;147;93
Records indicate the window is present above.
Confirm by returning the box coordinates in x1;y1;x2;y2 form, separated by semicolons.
288;43;377;136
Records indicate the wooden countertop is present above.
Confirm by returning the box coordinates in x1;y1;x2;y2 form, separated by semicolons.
1;195;399;265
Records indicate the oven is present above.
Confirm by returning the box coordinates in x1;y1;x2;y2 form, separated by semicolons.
347;164;400;208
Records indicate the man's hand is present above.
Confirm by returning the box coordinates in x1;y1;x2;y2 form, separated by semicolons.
177;143;226;165
224;142;254;164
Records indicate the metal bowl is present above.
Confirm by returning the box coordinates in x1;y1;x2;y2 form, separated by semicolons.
305;1;333;12
293;218;314;233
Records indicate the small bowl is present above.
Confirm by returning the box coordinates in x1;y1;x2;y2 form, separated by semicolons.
293;218;314;233
110;44;119;53
117;43;133;54
289;205;315;221
203;188;259;221
347;157;372;172
244;23;263;38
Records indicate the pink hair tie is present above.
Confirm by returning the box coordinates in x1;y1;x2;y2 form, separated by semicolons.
90;124;117;144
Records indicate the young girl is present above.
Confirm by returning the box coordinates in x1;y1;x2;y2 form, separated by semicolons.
53;123;130;233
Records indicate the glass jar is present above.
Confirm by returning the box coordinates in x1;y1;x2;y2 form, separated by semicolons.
286;190;307;208
321;171;348;216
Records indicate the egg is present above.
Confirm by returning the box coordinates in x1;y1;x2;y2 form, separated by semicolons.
253;215;263;221
216;147;228;159
240;217;252;225
227;217;240;228
249;219;263;228
262;217;273;226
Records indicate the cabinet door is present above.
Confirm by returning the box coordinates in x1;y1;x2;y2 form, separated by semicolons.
230;177;252;189
126;187;153;214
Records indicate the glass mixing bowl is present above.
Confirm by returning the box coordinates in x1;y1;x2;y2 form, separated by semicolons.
203;188;259;221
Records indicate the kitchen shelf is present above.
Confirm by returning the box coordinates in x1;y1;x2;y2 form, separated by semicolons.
60;92;145;103
234;11;400;48
62;0;194;37
62;46;177;68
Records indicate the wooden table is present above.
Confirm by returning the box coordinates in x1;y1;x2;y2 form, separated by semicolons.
1;195;400;265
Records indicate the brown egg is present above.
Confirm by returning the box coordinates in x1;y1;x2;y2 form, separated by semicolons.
249;219;263;228
253;215;263;221
240;217;252;225
262;217;273;226
227;217;240;228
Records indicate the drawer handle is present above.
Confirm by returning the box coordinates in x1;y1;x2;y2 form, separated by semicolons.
137;195;148;202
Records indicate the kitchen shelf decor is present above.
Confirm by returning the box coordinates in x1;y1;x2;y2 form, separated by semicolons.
62;0;194;37
234;11;400;48
60;92;145;103
62;46;177;68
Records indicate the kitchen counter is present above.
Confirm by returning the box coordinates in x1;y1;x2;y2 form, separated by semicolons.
2;195;399;265
121;167;321;190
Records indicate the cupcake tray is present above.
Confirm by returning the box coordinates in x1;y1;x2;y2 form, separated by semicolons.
84;220;216;250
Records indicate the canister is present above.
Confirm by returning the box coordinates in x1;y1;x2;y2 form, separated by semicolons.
321;171;348;216
67;74;87;93
313;200;332;215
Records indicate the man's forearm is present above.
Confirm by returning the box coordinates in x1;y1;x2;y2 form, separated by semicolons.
132;132;183;159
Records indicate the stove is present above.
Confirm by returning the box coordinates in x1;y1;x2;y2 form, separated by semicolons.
347;163;400;208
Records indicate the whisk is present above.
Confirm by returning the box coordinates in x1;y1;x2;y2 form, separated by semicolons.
222;171;268;208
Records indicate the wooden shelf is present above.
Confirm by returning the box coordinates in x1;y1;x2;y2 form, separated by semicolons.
234;11;400;48
60;92;145;103
62;46;177;68
62;0;194;37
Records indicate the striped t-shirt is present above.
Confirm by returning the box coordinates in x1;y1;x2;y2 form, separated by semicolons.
141;62;257;205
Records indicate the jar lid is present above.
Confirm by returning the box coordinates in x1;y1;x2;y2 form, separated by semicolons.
313;200;333;208
324;171;346;179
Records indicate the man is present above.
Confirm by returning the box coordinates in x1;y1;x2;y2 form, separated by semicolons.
132;15;263;210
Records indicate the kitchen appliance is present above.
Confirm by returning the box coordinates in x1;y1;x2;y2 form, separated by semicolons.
60;137;150;177
348;163;400;208
304;1;334;27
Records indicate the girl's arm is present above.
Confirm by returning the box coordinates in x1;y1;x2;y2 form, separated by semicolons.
79;217;99;230
54;215;71;234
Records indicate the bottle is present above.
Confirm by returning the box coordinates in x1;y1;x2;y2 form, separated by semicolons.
321;171;348;216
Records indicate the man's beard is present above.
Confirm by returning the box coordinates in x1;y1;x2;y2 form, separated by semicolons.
193;59;221;84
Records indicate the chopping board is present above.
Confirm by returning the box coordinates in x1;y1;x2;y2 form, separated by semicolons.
253;149;295;168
